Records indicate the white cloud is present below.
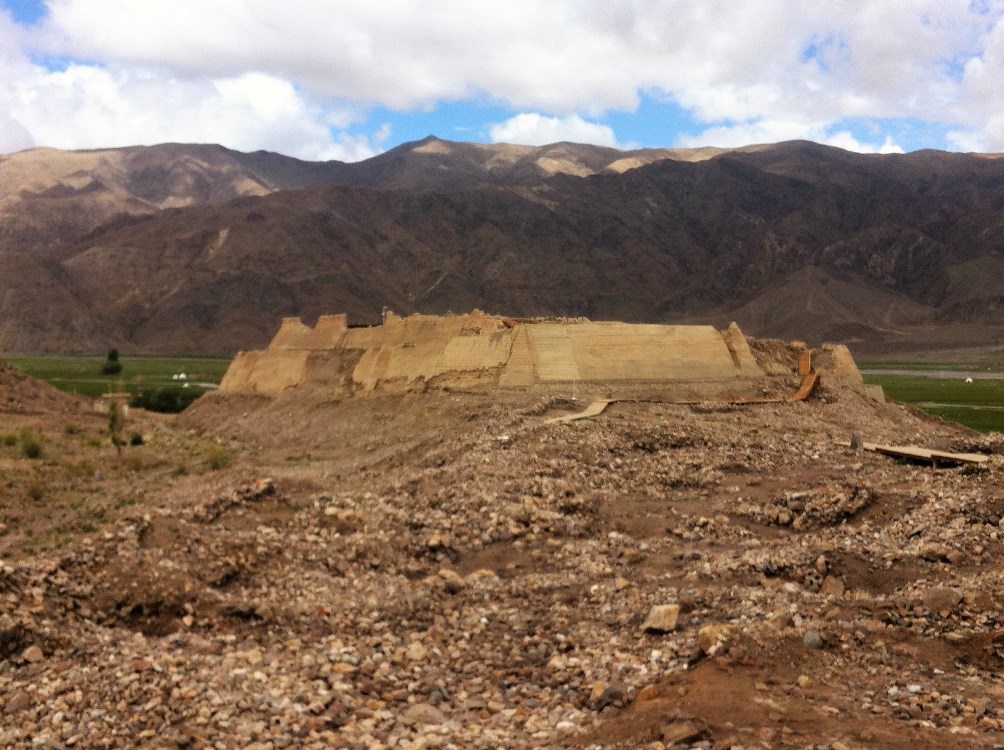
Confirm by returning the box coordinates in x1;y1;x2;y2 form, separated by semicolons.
824;132;904;155
2;1;1004;154
0;112;34;152
678;118;904;154
488;113;619;147
0;59;382;159
954;11;1004;150
31;0;995;117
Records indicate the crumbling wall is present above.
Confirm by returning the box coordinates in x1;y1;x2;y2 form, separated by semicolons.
219;350;310;394
270;315;347;350
721;322;765;377
219;312;779;397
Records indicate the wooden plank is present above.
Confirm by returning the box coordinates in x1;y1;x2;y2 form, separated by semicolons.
788;371;821;402
545;399;613;424
834;440;988;465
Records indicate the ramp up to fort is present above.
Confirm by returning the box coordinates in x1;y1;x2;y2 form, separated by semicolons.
219;310;871;401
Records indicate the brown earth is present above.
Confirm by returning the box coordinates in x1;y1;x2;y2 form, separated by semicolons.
3;348;1004;748
0;358;87;416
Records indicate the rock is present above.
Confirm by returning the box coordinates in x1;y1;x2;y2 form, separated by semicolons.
922;587;963;616
22;644;43;662
404;642;428;662
919;543;950;563
819;575;845;597
467;568;497;580
642;604;680;633
803;631;824;650
3;691;31;714
797;674;812;687
697;624;731;655
438;568;465;594
402;702;446;726
635;684;660;703
660;717;709;745
590;683;624;711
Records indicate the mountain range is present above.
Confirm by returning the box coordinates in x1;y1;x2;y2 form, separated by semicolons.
2;136;1003;358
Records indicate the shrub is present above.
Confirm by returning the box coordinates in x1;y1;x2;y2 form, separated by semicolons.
25;479;45;502
1;433;16;447
129;432;144;446
205;445;234;471
65;460;95;479
64;423;80;435
19;431;42;459
130;387;202;413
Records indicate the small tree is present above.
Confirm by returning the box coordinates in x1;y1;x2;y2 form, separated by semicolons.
101;348;122;376
108;401;125;460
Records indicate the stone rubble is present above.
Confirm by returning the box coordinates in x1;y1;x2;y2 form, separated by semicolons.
1;383;1004;748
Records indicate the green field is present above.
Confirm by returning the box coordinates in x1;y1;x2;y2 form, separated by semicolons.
862;371;1004;433
5;354;1002;430
3;354;231;402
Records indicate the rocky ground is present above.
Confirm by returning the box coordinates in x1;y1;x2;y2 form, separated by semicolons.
3;365;1004;749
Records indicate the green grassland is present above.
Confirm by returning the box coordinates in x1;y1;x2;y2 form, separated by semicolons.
4;354;1002;431
3;354;231;401
862;371;1004;432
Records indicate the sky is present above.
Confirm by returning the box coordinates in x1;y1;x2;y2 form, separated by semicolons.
1;0;1004;161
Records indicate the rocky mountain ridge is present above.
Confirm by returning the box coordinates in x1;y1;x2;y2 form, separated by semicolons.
2;137;1003;356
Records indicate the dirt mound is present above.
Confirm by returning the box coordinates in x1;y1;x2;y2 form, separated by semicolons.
0;359;85;415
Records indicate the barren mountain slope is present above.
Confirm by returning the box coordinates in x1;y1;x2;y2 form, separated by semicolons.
0;143;361;254
0;138;708;257
4;138;1004;355
9;143;1004;354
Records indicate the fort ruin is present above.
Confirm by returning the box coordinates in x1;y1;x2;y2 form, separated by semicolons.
219;311;874;402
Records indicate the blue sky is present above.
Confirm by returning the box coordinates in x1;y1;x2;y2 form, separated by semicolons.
2;0;1004;160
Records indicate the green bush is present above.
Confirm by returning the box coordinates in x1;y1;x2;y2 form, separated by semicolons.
129;387;202;413
205;445;234;470
129;432;144;446
19;431;42;459
1;433;16;447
